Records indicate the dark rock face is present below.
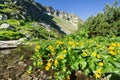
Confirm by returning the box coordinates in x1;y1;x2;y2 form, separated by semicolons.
0;0;82;36
1;0;82;24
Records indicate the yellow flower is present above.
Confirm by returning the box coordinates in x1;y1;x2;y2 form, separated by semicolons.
80;43;84;46
92;52;97;57
48;59;53;63
36;45;40;49
117;43;120;47
108;46;114;51
35;45;40;52
54;60;58;66
95;73;101;79
63;49;67;54
48;45;55;52
37;55;41;58
47;63;52;67
117;50;120;53
99;62;104;66
112;35;116;37
66;75;70;80
82;52;88;57
97;54;101;58
109;51;115;55
48;53;51;56
38;61;42;65
59;55;64;59
68;41;74;45
45;66;50;71
111;43;116;47
27;70;32;74
96;68;102;74
51;52;56;55
56;40;64;45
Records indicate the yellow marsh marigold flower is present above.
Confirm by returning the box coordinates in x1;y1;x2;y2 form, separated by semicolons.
97;54;101;58
38;61;42;65
80;43;84;46
54;60;58;66
27;70;32;74
48;45;55;52
109;51;115;55
48;59;53;63
92;52;97;57
108;46;114;51
82;52;88;57
63;49;67;54
51;52;56;55
66;75;70;80
117;43;120;47
48;53;51;56
45;66;50;71
68;41;74;45
95;73;101;79
56;40;64;45
111;43;116;47
35;45;40;51
112;34;116;37
47;63;52;67
37;55;41;58
59;55;64;59
99;62;104;66
96;68;102;74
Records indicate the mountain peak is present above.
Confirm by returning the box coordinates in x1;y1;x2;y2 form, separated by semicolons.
0;0;83;40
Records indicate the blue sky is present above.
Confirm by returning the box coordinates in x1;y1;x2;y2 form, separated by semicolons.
34;0;119;21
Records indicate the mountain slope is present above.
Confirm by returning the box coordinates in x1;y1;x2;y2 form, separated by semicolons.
0;0;83;40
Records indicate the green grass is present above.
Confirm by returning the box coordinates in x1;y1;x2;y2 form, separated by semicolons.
0;8;16;13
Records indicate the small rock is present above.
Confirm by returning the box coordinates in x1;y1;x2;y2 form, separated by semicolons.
20;74;32;80
18;62;27;67
19;38;27;42
0;14;3;20
0;23;10;29
75;70;88;80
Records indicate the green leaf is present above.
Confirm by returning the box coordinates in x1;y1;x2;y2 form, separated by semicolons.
110;61;120;68
28;66;32;71
71;62;79;70
89;61;95;70
61;59;67;64
88;58;95;70
33;61;37;66
66;70;71;75
109;58;120;68
84;69;90;75
112;68;120;74
80;59;87;70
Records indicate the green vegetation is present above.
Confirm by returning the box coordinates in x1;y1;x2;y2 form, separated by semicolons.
29;1;120;80
31;30;120;80
7;19;20;26
0;0;120;80
81;1;120;37
0;1;64;40
0;30;24;40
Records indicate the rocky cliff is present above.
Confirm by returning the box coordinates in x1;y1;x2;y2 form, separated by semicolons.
0;0;83;40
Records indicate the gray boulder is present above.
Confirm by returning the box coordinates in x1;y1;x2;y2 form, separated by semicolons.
0;23;15;30
0;14;3;20
0;14;8;21
0;23;10;29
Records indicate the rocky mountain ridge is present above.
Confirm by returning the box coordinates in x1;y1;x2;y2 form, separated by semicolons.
0;0;83;40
